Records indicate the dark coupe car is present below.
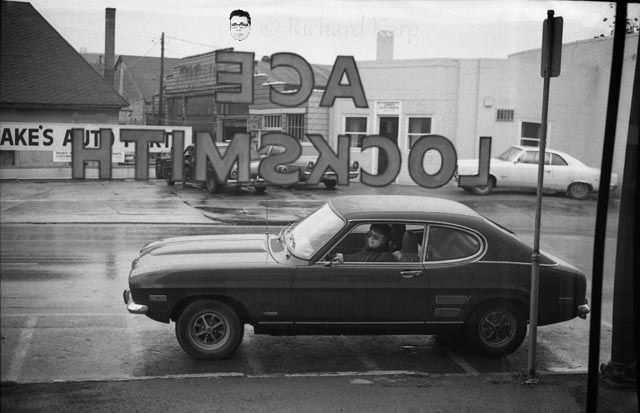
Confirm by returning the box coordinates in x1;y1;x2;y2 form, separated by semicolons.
124;196;589;359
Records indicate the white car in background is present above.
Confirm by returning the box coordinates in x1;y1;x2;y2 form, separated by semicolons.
456;145;617;200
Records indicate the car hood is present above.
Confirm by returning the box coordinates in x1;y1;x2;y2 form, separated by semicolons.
132;234;275;275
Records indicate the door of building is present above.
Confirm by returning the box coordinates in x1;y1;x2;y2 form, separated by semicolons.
378;117;399;175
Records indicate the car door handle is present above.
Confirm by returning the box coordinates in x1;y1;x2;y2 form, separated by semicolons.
400;270;423;279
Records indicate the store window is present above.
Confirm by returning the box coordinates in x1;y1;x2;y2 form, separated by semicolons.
264;115;282;129
407;117;432;149
287;114;305;140
345;117;367;148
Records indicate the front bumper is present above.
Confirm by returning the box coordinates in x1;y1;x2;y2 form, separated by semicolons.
226;177;266;188
123;289;148;314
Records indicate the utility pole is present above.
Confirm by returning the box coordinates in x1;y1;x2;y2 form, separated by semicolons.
158;32;165;125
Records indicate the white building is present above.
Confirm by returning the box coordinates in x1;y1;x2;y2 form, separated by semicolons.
329;34;638;185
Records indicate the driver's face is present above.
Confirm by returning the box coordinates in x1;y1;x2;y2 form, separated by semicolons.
366;231;386;249
230;16;250;41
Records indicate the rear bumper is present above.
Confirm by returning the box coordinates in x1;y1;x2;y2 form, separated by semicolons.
123;289;148;314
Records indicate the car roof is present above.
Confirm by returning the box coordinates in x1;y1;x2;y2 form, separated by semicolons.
328;195;483;221
511;145;572;159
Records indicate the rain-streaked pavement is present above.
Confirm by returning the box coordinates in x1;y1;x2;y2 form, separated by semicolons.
0;179;621;387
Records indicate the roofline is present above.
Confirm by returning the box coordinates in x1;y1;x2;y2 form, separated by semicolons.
0;102;127;111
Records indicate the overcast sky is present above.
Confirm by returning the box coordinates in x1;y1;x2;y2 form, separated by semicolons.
27;0;639;63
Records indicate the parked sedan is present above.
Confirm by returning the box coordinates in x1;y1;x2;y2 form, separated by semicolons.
456;145;617;200
258;141;360;189
156;143;266;194
124;195;589;359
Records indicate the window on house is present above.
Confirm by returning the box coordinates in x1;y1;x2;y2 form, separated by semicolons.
407;117;432;149
497;109;514;121
264;115;282;129
345;117;367;148
520;121;542;147
0;150;16;166
287;114;305;140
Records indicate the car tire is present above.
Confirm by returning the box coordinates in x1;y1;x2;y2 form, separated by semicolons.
323;180;337;190
166;177;175;186
175;300;244;360
255;186;266;195
465;300;526;357
567;182;590;200
469;178;494;195
205;175;219;194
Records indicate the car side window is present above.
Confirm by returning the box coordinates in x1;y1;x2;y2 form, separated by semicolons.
326;222;426;263
519;151;538;164
551;154;568;166
426;225;482;261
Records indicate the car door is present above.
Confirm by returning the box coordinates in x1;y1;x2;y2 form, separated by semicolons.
547;153;571;190
291;222;428;327
423;224;486;323
511;150;541;188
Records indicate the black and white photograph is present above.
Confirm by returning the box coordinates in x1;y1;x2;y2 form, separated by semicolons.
1;0;638;411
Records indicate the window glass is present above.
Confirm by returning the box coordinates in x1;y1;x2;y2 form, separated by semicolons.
407;117;432;149
327;222;426;262
551;154;568;166
345;117;367;148
426;225;482;261
520;151;538;164
287;203;344;259
521;121;541;147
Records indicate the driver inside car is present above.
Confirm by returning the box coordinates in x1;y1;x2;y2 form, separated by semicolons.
335;224;395;263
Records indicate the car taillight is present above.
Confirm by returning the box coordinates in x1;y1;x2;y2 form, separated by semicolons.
306;161;314;171
230;169;238;179
351;161;359;171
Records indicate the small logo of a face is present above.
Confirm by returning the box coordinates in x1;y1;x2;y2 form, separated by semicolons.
230;15;250;41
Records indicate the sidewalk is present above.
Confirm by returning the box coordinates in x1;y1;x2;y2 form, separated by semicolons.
1;372;637;412
0;180;213;224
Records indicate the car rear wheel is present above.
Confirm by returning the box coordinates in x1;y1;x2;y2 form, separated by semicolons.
469;177;494;195
465;301;526;357
205;175;219;194
175;300;243;360
567;182;590;200
255;186;266;195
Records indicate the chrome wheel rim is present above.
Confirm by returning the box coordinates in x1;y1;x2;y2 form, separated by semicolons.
479;309;516;348
570;183;587;198
189;311;229;351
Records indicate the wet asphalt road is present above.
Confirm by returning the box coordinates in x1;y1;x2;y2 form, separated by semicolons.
0;182;620;385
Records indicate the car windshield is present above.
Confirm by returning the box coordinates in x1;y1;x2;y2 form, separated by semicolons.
496;147;523;162
258;145;286;158
285;203;344;259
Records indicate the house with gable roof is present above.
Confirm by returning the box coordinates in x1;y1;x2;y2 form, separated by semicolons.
0;1;128;177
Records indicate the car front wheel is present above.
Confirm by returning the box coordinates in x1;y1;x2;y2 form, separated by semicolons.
567;182;590;200
465;301;526;357
469;178;494;195
175;300;243;360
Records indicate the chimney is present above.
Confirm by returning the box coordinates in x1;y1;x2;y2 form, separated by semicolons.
376;30;394;61
104;8;116;84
